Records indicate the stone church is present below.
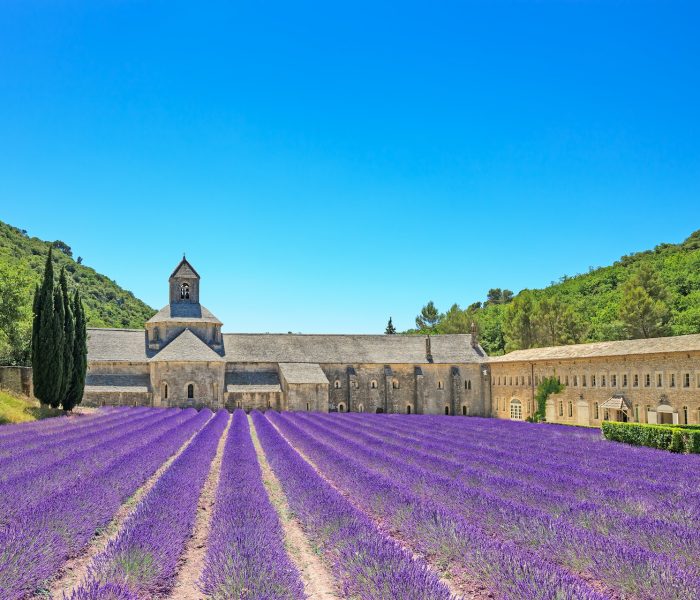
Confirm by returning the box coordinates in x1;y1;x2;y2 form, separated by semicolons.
85;258;490;414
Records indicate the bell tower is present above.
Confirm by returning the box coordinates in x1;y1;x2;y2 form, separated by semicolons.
169;255;200;305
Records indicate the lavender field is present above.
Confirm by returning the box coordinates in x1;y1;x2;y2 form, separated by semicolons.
0;408;699;600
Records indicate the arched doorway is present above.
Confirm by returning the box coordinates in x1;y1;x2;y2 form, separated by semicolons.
510;399;523;421
338;402;346;413
406;405;412;414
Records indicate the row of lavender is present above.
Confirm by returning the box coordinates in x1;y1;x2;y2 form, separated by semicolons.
0;407;211;599
69;409;230;599
252;410;456;600
268;411;700;600
198;409;305;599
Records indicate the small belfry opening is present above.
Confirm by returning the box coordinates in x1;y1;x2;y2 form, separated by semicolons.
180;282;190;300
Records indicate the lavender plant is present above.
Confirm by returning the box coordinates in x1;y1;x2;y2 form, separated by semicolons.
199;409;305;599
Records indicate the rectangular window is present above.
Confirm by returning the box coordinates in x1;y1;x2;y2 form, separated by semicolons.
591;374;596;387
683;406;688;424
565;375;570;386
683;373;690;388
604;409;610;421
622;374;628;387
601;375;607;387
568;402;573;417
645;373;651;387
582;374;587;387
657;373;663;387
509;377;513;386
635;405;639;421
559;401;563;417
611;374;617;387
528;375;532;386
633;374;639;387
573;375;578;387
594;402;599;419
670;373;676;388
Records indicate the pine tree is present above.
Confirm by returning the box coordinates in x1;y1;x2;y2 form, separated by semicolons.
58;267;74;407
32;248;65;407
415;301;441;332
385;317;397;334
64;290;87;411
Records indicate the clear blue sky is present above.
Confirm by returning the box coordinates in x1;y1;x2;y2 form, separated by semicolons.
1;1;698;333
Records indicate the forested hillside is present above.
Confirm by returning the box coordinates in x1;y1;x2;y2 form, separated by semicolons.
0;220;155;365
410;230;700;356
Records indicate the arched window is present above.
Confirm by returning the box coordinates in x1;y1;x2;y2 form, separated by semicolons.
267;399;271;409
180;282;190;300
568;401;573;417
187;383;194;399
444;406;450;415
334;380;341;389
465;380;472;390
163;383;168;399
357;403;364;413
370;380;377;389
462;405;467;416
437;380;444;390
406;404;412;414
510;399;523;420
392;379;400;389
338;402;346;413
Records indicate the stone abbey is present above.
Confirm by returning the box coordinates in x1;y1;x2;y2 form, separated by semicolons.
85;258;700;425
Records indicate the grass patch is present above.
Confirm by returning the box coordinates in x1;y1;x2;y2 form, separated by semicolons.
0;389;63;425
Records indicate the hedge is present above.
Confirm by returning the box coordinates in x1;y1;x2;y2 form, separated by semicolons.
601;421;700;454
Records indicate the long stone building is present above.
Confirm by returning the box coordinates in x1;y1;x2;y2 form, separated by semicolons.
488;336;700;426
85;258;490;415
84;258;700;424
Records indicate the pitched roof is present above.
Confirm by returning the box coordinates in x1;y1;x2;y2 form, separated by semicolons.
146;303;222;325
279;363;329;385
87;328;150;362
222;333;483;364
87;329;484;365
149;329;225;362
489;333;700;363
169;257;200;279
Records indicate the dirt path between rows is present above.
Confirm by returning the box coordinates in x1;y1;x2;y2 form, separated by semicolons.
168;413;232;599
249;415;340;600
266;416;480;600
44;414;214;600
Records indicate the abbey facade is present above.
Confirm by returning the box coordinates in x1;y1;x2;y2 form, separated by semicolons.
85;258;700;424
85;259;490;415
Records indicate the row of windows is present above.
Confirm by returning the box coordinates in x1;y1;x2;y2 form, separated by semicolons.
493;371;700;390
334;403;471;416
333;379;473;391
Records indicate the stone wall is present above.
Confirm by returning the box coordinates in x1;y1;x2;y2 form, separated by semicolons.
489;351;700;426
323;362;486;415
0;366;33;397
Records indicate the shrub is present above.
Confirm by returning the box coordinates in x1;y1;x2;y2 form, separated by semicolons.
601;421;700;453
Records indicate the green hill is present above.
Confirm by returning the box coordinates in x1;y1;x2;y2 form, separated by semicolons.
0;220;155;365
411;230;700;356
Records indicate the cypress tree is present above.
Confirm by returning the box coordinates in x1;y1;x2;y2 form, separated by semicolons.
33;248;65;406
48;283;66;409
64;290;87;411
58;267;74;406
